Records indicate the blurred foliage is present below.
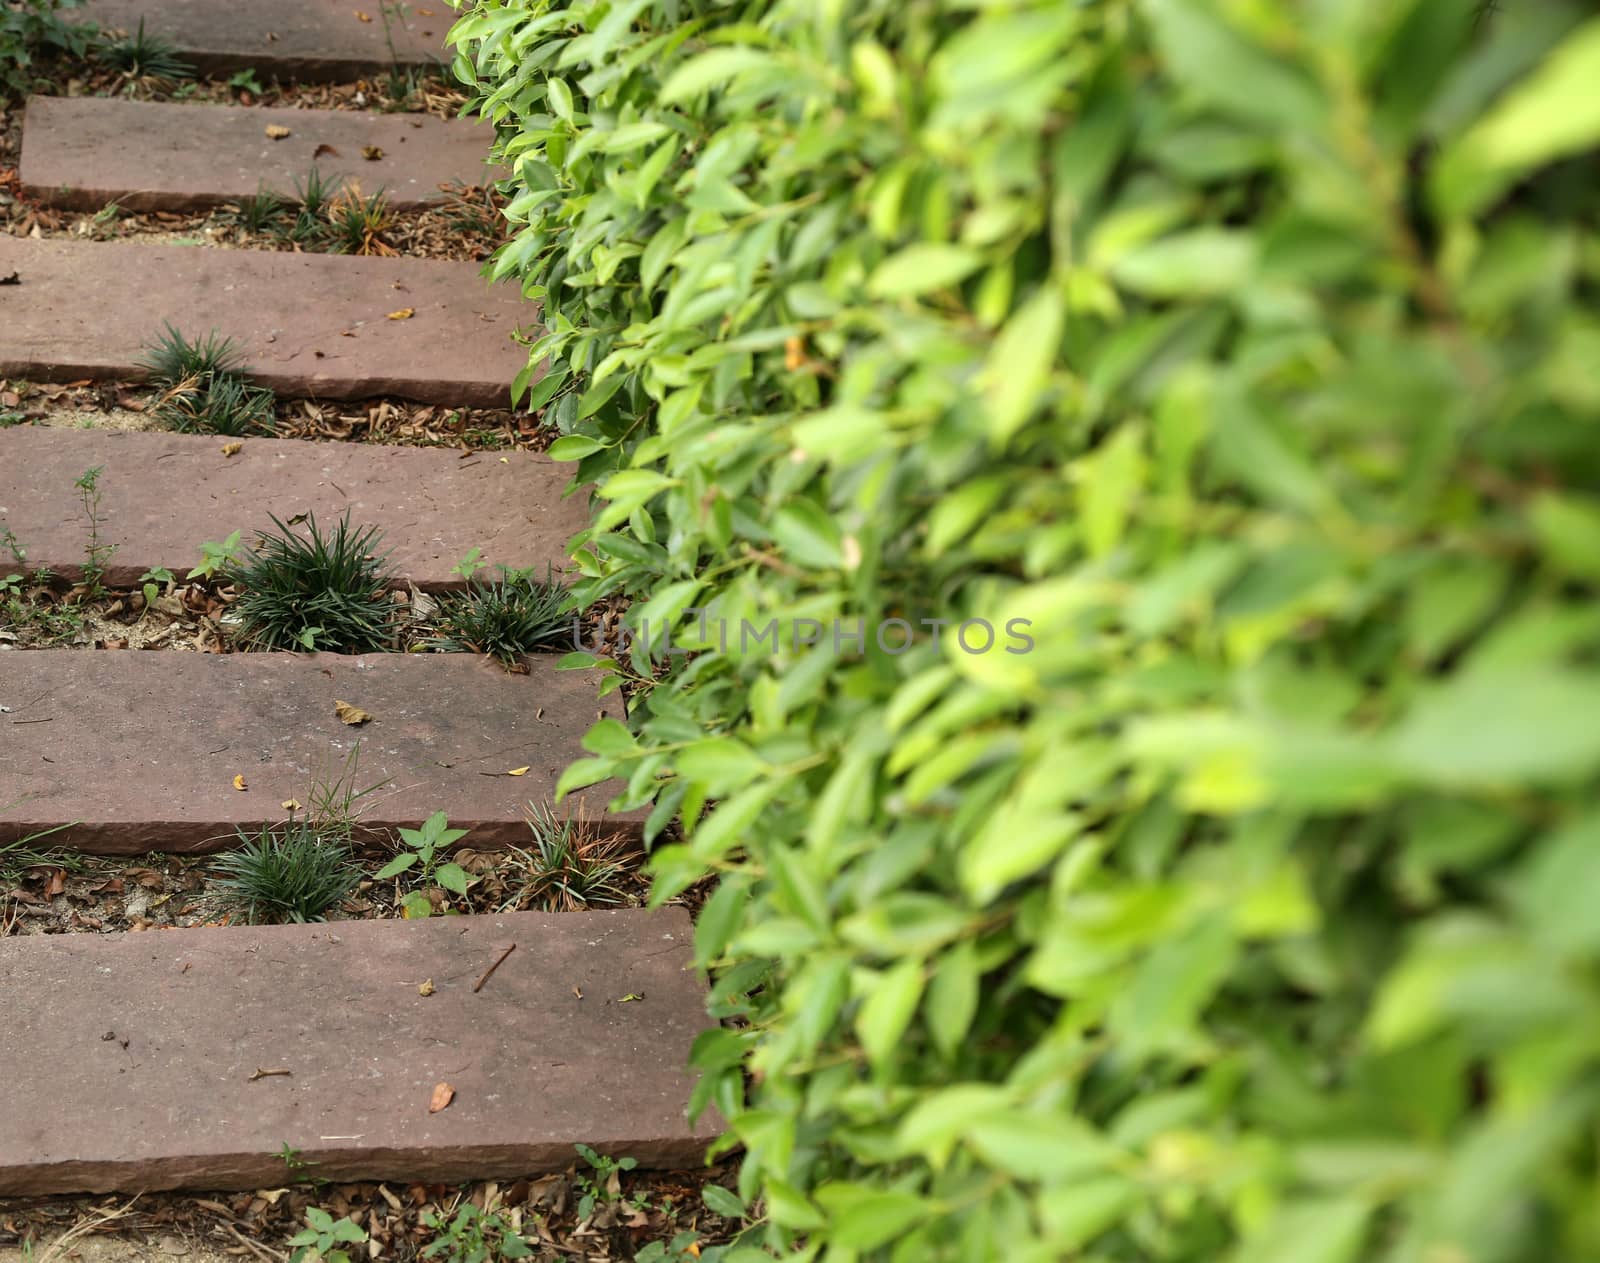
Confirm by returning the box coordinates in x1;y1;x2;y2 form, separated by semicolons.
448;0;1600;1258
0;0;91;103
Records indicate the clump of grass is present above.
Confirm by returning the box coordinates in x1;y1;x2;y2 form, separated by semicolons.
290;167;343;244
98;18;194;81
209;819;361;924
426;565;570;665
228;512;398;653
234;184;287;236
499;804;632;913
138;324;275;437
325;187;395;256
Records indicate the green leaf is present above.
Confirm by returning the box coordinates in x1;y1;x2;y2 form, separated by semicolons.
855;959;924;1069
1111;228;1258;298
435;863;471;897
925;942;979;1058
582;717;638;757
814;1185;930;1252
1140;0;1325;131
867;244;983;299
375;853;417;879
1433;18;1600;216
659;49;774;104
676;737;766;796
701;1184;746;1218
1530;491;1600;580
965;1111;1116;1181
1388;665;1600;786
983;287;1064;445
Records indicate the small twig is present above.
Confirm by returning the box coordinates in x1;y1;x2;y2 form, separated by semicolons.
226;1223;288;1263
474;942;516;993
10;717;54;725
248;1067;292;1081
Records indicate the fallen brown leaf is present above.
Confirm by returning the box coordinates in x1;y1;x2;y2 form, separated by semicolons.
45;868;67;897
355;9;373;20
362;145;385;161
506;766;530;776
264;125;291;140
428;1082;454;1113
418;979;436;997
313;143;340;159
281;798;302;811
386;308;415;320
232;774;248;791
220;441;243;457
334;699;373;726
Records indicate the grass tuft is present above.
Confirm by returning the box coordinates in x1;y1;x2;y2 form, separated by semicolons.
499;804;632;913
138;325;275;437
426;565;571;665
325;187;396;256
209;819;361;924
97;18;194;80
228;512;398;653
234;184;287;236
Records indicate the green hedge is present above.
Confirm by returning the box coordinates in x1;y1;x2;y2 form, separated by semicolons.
448;0;1600;1258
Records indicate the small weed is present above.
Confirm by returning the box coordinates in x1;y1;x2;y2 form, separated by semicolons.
210;818;362;924
303;743;391;845
420;1202;532;1262
325;187;395;256
0;568;85;645
426;565;570;665
288;1207;366;1263
501;805;630;913
1;0;96;105
1;524;24;566
98;17;194;81
376;812;471;917
234;184;287;235
189;529;246;581
573;1144;637;1220
450;548;488;582
227;66;265;96
291;167;344;244
73;466;115;597
138;565;174;612
227;513;398;653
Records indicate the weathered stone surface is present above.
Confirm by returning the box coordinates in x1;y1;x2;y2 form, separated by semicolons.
0;908;715;1195
0;651;633;854
21;97;500;213
0;427;584;591
79;0;449;80
0;237;536;406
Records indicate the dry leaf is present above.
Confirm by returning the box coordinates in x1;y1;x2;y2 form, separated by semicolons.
220;441;242;457
232;774;248;791
264;125;291;140
334;699;373;726
428;1082;454;1113
387;308;415;320
418;979;436;997
313;143;340;159
45;869;67;897
354;9;373;20
506;766;530;777
572;985;583;1000
362;145;385;161
281;798;302;811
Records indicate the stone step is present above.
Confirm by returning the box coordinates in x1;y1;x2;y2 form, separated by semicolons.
0;907;714;1195
0;427;583;592
0;237;534;406
21;97;500;213
0;651;628;855
79;0;449;81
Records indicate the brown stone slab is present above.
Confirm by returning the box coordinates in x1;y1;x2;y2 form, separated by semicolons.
80;0;449;80
0;907;715;1195
0;237;536;406
0;428;584;591
0;651;635;854
21;97;500;213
